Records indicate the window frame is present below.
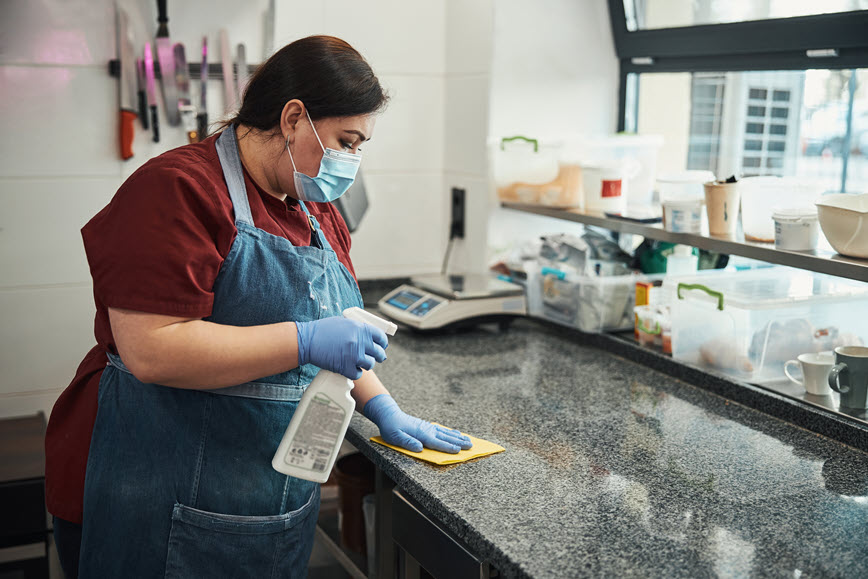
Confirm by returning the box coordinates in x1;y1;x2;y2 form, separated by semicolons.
607;2;868;131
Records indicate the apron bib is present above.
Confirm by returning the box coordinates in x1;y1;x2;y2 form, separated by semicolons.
79;126;363;578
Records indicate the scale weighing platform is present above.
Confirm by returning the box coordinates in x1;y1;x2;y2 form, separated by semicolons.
378;273;526;331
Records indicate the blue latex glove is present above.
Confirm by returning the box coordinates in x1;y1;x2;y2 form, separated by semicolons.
296;317;388;380
363;394;472;454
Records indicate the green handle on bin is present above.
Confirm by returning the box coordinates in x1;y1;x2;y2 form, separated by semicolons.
677;283;725;311
500;135;539;153
637;317;661;335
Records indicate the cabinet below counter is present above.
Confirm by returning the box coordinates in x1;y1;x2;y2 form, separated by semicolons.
346;318;868;578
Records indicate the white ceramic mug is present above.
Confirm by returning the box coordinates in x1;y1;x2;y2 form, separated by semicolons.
784;352;835;396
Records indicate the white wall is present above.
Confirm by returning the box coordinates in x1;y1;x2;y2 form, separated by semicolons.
487;0;620;261
0;0;493;418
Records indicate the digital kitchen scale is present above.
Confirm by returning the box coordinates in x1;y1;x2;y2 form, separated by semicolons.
378;273;526;331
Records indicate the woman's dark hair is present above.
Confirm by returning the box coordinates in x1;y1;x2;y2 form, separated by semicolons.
223;35;388;133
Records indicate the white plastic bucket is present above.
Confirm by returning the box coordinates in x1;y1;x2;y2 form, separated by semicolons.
582;162;629;213
563;134;663;207
662;198;703;233
773;207;819;251
741;177;821;242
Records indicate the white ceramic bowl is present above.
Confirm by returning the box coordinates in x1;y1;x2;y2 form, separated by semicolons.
815;193;868;258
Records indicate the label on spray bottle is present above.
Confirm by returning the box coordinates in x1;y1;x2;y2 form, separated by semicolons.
284;392;346;473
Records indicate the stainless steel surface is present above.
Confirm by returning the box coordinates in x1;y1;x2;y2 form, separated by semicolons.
199;37;208;110
219;29;236;114
612;332;868;427
116;7;136;113
173;43;189;103
410;273;524;300
144;42;159;142
756;377;867;423
143;44;156;106
156;36;179;126
155;0;179;126
332;170;369;233
236;43;249;102
503;202;868;282
173;43;197;141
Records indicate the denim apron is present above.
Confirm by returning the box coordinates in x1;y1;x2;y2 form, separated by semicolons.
78;125;363;578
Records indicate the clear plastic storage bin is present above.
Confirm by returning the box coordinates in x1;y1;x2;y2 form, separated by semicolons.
665;268;868;384
492;136;582;207
526;266;664;333
740;177;822;242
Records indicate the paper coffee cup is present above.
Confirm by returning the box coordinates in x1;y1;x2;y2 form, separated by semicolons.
704;182;740;236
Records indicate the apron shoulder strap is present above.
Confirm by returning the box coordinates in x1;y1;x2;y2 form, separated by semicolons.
297;200;328;250
215;126;255;227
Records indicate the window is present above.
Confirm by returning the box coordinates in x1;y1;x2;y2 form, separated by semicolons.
625;0;868;31
609;2;868;192
634;69;867;192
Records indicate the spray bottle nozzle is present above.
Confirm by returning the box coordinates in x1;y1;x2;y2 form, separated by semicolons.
342;307;398;336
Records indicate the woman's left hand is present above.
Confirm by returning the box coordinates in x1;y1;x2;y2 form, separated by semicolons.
362;394;472;454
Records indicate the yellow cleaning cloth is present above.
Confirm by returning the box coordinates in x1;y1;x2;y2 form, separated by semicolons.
370;426;504;465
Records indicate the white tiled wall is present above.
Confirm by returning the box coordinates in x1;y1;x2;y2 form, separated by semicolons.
0;0;494;419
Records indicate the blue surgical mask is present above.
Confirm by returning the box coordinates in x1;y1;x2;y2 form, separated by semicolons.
285;109;361;203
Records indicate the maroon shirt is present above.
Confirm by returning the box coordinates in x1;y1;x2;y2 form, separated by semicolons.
45;134;356;523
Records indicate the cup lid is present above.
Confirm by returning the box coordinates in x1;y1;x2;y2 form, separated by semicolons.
772;206;818;221
662;198;703;208
656;170;716;184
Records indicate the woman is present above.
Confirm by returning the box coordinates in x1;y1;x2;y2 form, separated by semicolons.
45;35;471;578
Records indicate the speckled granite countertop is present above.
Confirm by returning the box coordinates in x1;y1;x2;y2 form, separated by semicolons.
345;314;868;578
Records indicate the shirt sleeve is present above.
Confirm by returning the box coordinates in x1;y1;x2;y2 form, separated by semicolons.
82;164;230;318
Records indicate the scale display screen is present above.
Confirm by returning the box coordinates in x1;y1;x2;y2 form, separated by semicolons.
409;298;442;317
385;290;424;311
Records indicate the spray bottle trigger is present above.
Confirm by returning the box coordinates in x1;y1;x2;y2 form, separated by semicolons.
342;307;398;336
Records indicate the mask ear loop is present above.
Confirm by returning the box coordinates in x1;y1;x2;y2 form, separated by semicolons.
285;135;300;172
304;108;326;153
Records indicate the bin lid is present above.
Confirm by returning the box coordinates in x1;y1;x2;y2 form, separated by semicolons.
664;267;868;310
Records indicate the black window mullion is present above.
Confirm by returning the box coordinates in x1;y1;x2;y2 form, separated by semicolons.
608;4;868;60
620;49;868;76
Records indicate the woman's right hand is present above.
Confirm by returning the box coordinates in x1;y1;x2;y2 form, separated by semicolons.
295;317;388;379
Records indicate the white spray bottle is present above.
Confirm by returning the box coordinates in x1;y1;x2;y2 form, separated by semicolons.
272;307;397;483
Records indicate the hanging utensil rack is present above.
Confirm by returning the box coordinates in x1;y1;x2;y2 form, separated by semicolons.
108;59;259;80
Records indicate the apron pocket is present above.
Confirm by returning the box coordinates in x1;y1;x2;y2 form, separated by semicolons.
164;485;319;579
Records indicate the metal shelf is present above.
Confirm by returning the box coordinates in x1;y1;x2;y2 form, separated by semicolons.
502;202;868;283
